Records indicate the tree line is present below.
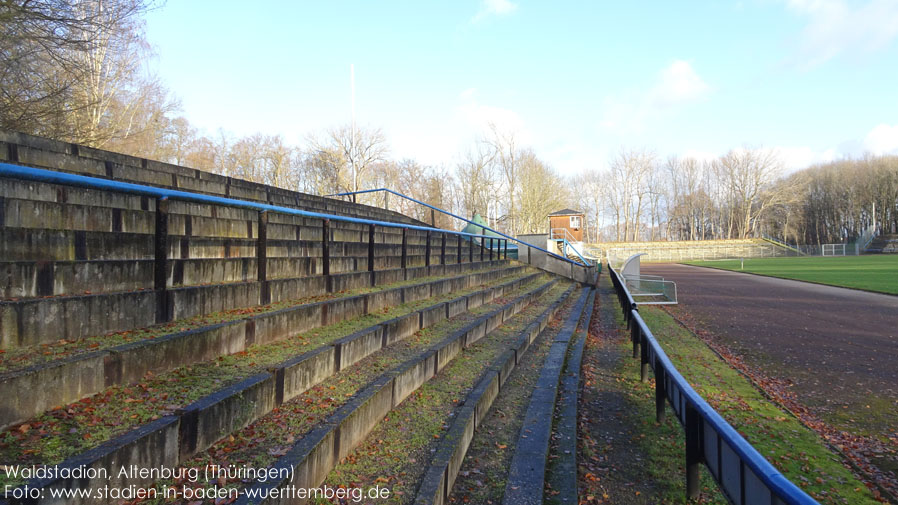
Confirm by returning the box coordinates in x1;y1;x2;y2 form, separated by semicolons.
3;0;895;245
571;149;897;246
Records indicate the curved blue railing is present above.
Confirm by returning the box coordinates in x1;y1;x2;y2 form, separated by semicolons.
328;188;590;268
608;265;819;505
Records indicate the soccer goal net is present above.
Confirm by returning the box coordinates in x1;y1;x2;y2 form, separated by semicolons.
822;243;846;256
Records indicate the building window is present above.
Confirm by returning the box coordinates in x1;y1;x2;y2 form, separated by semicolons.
569;215;581;229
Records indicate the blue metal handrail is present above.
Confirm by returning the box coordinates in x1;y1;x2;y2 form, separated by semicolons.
328;188;590;267
608;265;819;505
0;163;499;242
558;237;591;266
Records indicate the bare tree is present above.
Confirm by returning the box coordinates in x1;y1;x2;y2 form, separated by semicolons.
307;124;388;196
486;123;522;235
1;0;176;148
716;148;784;239
516;150;568;234
456;144;498;220
261;134;298;189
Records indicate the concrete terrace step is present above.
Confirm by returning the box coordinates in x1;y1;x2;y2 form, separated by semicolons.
501;288;592;505
545;289;596;505
0;196;428;240
0;276;562;502
1;131;424;226
0;239;477;298
438;285;593;505
412;285;583;505
0;263;529;428
0;260;509;346
0;227;464;263
231;280;574;505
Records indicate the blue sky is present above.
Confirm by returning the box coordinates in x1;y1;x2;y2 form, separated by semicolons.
144;0;898;174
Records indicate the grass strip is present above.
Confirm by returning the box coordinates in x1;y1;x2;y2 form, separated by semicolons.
576;276;726;505
685;255;898;295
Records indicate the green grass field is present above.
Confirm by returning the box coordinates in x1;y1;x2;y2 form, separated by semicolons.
686;255;898;295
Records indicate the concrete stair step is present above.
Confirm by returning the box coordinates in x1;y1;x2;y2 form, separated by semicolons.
0;265;533;430
0;274;562;499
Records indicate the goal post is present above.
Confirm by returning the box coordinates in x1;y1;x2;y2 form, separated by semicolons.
822;244;846;256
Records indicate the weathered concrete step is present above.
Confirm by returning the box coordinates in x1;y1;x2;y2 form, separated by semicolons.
0;176;419;228
1;135;424;226
0;264;526;429
0;274;550;488
413;286;580;505
230;280;565;505
0;196;431;243
0;277;560;503
0;242;476;299
0;258;509;346
0;223;472;263
501;288;593;505
545;288;595;505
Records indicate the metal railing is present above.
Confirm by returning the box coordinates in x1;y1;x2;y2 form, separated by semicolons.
607;264;819;505
549;227;577;242
760;234;806;255
328;188;590;267
0;162;512;320
548;227;594;265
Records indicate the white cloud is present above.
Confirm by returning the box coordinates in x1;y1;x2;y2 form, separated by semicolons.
773;145;837;172
680;149;719;163
863;124;898;154
785;0;898;67
472;0;518;22
676;146;837;173
648;60;711;109
599;60;711;133
455;88;530;142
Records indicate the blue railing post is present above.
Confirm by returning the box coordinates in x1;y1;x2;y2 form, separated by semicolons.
401;227;408;270
322;219;330;277
685;402;702;499
640;330;650;382
425;230;432;267
655;364;667;422
258;210;270;304
368;224;375;272
154;197;170;323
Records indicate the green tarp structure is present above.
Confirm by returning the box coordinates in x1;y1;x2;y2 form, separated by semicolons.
460;214;518;259
461;213;503;239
